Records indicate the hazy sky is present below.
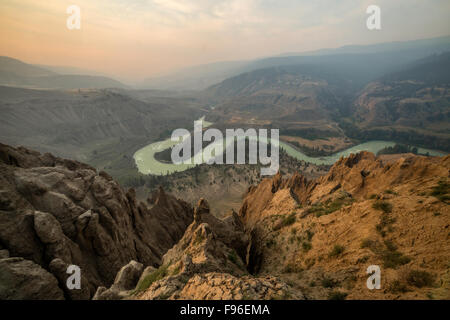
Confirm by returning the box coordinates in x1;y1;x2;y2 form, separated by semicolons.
1;0;449;81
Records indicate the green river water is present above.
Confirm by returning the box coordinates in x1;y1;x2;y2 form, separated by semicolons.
133;119;446;175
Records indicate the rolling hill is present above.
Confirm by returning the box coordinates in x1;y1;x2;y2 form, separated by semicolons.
203;51;450;152
0;56;127;89
0;85;204;182
349;52;450;151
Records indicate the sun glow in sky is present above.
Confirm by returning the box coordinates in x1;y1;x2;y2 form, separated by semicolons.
1;0;449;80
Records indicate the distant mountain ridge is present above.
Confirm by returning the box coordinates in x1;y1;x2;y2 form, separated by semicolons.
142;35;450;91
33;64;112;78
381;51;450;84
0;56;127;89
277;35;450;57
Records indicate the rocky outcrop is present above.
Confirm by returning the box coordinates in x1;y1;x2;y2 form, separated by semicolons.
48;258;91;300
112;260;144;291
161;199;249;276
172;272;303;300
0;143;193;299
93;260;144;300
238;152;450;299
136;199;302;300
2;142;448;300
240;151;450;223
0;257;64;300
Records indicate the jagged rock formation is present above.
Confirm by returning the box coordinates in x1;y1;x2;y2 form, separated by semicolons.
136;199;301;300
162;199;249;276
93;260;144;300
239;151;450;299
1;142;448;300
173;272;303;300
0;143;193;299
0;257;65;300
100;152;449;300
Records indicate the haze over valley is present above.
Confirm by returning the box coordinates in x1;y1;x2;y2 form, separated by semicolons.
0;0;449;303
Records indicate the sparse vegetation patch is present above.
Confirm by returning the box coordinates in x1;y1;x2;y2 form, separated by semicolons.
329;244;345;258
307;197;354;217
372;200;393;213
430;179;449;203
328;291;347;300
406;270;435;288
134;264;169;293
280;212;297;228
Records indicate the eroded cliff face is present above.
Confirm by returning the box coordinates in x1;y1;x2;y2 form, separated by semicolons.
135;152;448;300
1;143;448;300
0;143;193;299
136;199;302;300
239;151;450;299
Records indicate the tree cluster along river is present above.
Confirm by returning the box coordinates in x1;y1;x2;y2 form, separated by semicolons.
133;118;446;176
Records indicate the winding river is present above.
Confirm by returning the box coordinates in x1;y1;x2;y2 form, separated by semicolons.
133;119;447;175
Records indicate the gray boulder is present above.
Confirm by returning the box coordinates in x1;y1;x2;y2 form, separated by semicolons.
0;257;64;300
93;260;144;300
112;260;144;291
